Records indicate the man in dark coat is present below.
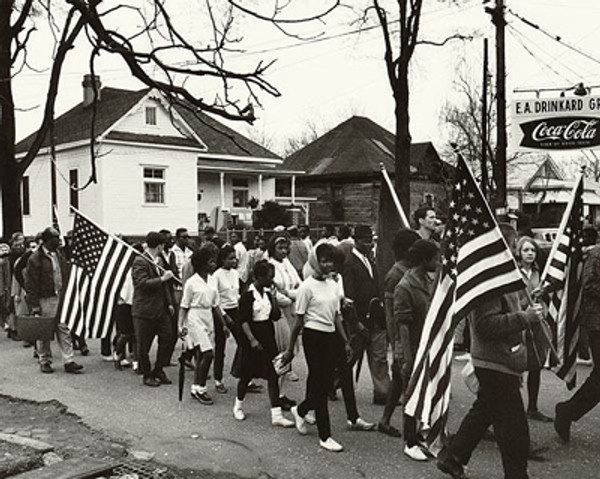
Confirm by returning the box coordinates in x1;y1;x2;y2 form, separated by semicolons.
342;225;390;404
554;233;600;443
132;231;176;387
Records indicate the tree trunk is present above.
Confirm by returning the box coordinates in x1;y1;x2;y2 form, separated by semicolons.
395;60;411;216
0;3;23;238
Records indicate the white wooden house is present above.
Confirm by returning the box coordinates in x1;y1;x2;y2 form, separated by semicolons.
12;76;302;236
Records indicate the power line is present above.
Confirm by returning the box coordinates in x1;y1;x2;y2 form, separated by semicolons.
507;8;600;67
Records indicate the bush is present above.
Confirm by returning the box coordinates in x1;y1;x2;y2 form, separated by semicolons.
253;201;291;229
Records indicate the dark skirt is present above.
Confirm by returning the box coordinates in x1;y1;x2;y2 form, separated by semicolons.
231;320;278;380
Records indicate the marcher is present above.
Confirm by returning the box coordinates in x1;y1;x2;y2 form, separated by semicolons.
378;229;420;437
212;244;241;393
413;206;438;241
267;234;302;405
299;225;313;253
554;228;600;443
394;239;439;461
204;226;225;249
515;236;553;422
247;236;266;282
342;225;390;404
284;243;354;452
232;260;294;427
1;242;12;338
131;231;175;387
337;225;354;259
25;227;83;374
287;225;309;279
437;224;544;479
5;232;26;341
230;231;250;288
178;247;233;404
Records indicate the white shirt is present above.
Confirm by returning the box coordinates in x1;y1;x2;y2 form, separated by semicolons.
212;267;240;310
352;248;373;278
180;273;220;324
248;284;272;322
234;241;250;283
118;270;134;305
295;276;340;333
302;236;313;253
170;244;193;277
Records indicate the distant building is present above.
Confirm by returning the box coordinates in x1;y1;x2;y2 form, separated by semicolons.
278;116;453;228
10;75;301;235
507;155;600;226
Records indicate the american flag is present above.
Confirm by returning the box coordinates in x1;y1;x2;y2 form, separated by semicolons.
540;175;584;390
404;154;526;451
59;211;134;338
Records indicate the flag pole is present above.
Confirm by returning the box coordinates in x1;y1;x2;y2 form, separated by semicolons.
380;163;410;228
69;206;182;285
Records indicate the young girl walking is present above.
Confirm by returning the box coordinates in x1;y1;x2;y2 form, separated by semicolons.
284;243;353;452
179;247;233;405
233;260;294;428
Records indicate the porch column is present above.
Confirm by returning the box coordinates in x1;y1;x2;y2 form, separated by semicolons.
258;174;263;204
220;172;226;210
291;175;296;205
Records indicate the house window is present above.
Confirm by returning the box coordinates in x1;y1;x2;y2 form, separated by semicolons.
143;167;166;204
145;106;157;126
22;176;30;216
69;169;79;209
424;193;435;207
232;177;249;208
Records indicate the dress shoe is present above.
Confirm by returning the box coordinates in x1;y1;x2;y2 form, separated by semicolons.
153;370;172;385
319;437;343;452
554;402;571;443
347;418;376;431
40;363;54;374
191;390;214;405
527;409;553;423
404;444;429;462
246;382;263;393
290;406;307;435
80;346;90;356
377;422;402;438
437;448;467;479
280;396;297;411
64;362;83;374
215;382;228;394
143;377;161;387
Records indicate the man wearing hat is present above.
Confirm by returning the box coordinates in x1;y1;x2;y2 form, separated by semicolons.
342;225;390;404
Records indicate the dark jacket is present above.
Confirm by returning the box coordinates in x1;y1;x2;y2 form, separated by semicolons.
581;244;600;333
470;292;530;376
342;250;384;330
131;252;175;320
24;247;68;309
394;267;434;359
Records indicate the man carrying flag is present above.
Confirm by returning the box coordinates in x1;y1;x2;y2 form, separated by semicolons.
401;154;544;479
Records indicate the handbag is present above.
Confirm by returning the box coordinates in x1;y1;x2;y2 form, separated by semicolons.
272;352;291;376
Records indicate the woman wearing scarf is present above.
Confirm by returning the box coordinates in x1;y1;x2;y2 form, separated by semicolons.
283;243;354;452
266;233;302;409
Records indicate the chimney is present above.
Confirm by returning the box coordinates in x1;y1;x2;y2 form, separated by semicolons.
82;74;101;106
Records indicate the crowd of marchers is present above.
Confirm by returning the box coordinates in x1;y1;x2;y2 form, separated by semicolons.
1;205;599;479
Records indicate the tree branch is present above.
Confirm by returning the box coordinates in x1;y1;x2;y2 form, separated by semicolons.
417;33;473;47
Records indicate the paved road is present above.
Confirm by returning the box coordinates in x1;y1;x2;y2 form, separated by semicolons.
1;334;599;479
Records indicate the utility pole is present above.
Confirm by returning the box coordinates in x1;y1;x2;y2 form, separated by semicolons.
486;0;506;215
481;38;489;199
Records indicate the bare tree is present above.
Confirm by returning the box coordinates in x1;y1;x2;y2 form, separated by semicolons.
0;0;340;237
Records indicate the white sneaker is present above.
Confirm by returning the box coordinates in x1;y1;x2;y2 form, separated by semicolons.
233;399;246;421
290;406;307;435
305;411;316;425
320;437;343;452
404;445;428;461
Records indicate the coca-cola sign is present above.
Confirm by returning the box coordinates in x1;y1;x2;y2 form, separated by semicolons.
511;95;600;152
520;117;600;150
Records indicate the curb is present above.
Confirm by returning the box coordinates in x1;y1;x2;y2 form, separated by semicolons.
0;434;54;453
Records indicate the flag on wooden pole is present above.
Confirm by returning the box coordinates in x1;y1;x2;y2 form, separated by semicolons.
403;154;526;451
59;210;135;338
539;175;585;389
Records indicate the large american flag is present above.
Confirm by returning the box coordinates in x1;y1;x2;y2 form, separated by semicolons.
404;154;526;451
59;211;135;338
540;176;584;390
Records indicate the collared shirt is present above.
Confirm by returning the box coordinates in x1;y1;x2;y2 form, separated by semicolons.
234;241;250;283
352;248;373;278
171;244;193;277
248;283;272;322
42;246;62;295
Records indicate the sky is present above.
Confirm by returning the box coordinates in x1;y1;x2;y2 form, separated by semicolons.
12;0;600;167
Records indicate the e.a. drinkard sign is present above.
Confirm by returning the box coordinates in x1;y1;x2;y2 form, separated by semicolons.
511;96;600;152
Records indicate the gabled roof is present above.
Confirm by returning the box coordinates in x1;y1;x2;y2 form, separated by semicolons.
16;86;280;160
507;154;564;190
281;116;445;179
